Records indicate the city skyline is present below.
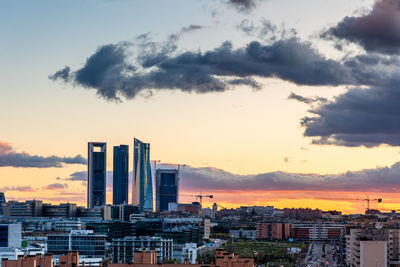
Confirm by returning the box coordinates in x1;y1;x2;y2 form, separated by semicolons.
2;0;400;213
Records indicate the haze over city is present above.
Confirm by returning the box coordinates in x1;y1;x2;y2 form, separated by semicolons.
2;0;400;214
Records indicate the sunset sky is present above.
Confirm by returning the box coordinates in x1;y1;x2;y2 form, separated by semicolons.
1;0;400;213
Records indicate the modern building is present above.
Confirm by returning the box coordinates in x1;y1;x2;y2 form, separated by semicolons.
181;243;197;264
132;138;153;212
111;236;173;264
88;142;107;208
256;222;291;240
47;230;106;257
229;229;257;240
156;169;179;212
42;203;77;218
3;201;43;217
291;222;345;244
113;145;129;205
0;224;22;248
0;193;5;204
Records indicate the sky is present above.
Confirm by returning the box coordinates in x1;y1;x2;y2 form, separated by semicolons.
2;0;400;213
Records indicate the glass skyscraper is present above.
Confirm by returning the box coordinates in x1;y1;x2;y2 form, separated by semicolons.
132;138;153;212
88;142;107;208
113;145;129;205
156;169;179;212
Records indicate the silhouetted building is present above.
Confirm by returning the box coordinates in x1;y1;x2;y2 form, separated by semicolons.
3;200;43;217
88;142;107;208
132;138;153;212
42;203;77;218
156;169;179;212
113;145;129;205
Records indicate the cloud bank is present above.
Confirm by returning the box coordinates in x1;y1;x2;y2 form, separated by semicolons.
0;142;87;168
324;0;400;54
180;163;400;193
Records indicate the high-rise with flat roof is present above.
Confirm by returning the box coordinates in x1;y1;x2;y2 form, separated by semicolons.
132;138;153;212
88;142;107;208
156;169;179;212
113;145;129;205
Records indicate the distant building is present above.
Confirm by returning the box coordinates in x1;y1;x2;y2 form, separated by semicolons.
47;230;106;257
111;236;173;263
0;193;5;204
156;169;179;212
42;203;77;218
3;201;43;217
229;229;257;240
181;243;197;264
0;224;22;248
77;207;102;218
291;222;345;244
1;249;255;267
88;142;107;208
113;145;129;205
132;138;153;212
256;222;291;240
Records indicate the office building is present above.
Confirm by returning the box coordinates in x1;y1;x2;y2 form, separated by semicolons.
88;142;107;208
0;224;22;248
113;145;129;205
111;236;173;264
132;138;153;212
42;203;77;218
256;222;291;240
156;169;179;212
0;193;5;204
47;230;106;257
3;201;43;217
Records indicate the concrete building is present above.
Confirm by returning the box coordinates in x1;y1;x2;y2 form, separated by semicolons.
42;203;77;218
229;229;257;240
181;243;196;264
113;145;129;205
345;228;400;267
133;138;153;212
291;222;345;243
111;236;173;263
47;230;106;257
3;201;43;217
0;224;22;248
256;222;291;240
156;169;178;212
88;142;107;208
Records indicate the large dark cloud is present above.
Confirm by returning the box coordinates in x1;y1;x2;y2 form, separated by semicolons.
180;163;400;193
300;83;400;147
50;37;356;101
324;0;400;54
65;171;86;181
0;142;87;168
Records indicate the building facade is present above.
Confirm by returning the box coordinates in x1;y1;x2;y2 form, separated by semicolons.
88;142;107;208
256;222;291;240
47;230;106;257
132;138;153;212
111;236;173;264
0;224;22;248
42;203;77;218
113;145;129;205
3;201;43;217
156;169;179;212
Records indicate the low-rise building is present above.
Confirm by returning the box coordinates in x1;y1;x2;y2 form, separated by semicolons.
111;236;173;263
229;229;257;240
0;224;22;248
47;230;106;257
256;222;291;240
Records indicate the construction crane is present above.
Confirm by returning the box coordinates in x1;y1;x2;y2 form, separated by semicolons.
194;193;213;218
356;196;382;211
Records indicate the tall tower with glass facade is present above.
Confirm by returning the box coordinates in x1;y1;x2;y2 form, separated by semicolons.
132;138;153;212
88;142;107;208
113;145;129;205
156;169;179;212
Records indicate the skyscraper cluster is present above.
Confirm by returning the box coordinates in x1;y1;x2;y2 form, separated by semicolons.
87;139;179;212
